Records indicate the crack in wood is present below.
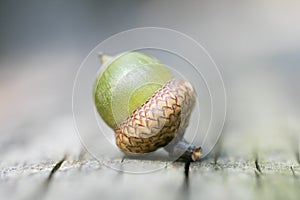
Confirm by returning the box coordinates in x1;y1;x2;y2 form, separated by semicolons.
290;166;297;178
254;156;262;174
184;161;191;178
47;156;66;181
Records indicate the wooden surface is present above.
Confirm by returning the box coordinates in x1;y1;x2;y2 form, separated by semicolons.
1;147;299;200
0;55;299;200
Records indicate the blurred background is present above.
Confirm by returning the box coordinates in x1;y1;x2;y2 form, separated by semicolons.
0;0;300;199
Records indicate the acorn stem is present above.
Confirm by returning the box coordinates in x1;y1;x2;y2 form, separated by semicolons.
164;139;202;162
98;52;112;64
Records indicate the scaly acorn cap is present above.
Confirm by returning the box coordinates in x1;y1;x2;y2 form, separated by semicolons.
115;80;196;154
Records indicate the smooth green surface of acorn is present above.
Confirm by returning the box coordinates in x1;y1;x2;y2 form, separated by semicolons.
94;52;173;129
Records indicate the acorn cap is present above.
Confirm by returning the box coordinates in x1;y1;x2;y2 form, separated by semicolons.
115;80;196;154
94;52;173;129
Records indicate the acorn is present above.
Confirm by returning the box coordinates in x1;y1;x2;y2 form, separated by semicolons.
94;52;201;161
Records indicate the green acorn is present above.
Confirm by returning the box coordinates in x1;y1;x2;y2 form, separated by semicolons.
94;52;201;161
